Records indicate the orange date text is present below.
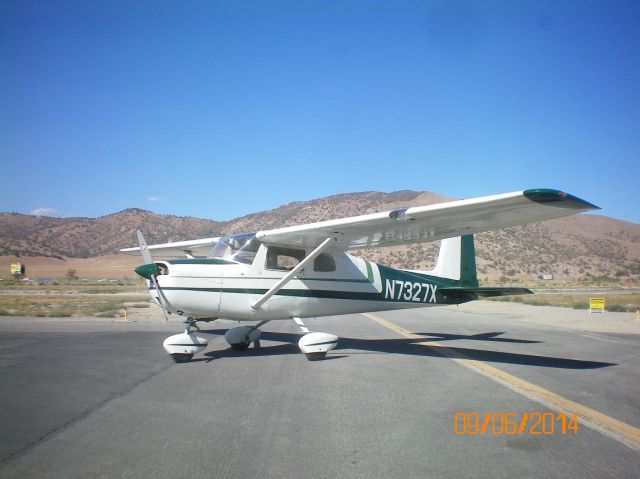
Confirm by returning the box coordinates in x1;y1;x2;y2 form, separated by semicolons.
453;411;579;436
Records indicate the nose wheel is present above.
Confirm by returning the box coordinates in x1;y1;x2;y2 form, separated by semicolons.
224;321;269;351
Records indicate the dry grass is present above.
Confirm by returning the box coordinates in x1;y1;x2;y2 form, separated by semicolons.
1;278;638;317
489;293;640;312
0;293;151;317
0;280;146;294
0;254;144;280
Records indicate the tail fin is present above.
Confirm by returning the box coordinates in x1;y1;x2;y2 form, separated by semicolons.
427;235;479;287
433;235;533;301
407;235;532;302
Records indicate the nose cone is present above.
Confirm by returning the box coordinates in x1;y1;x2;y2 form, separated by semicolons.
135;263;158;279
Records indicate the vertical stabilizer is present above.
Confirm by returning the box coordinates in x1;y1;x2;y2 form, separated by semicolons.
425;235;479;287
431;236;461;280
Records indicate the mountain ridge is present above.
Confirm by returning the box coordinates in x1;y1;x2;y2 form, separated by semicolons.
1;191;638;281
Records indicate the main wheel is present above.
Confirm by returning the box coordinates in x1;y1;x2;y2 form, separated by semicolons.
163;332;208;362
170;353;194;363
230;340;250;351
298;332;338;360
304;352;327;361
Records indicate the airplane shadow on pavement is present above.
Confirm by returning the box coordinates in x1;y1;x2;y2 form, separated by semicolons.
194;328;616;369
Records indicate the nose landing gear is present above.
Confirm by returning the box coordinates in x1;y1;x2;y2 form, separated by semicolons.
224;321;269;351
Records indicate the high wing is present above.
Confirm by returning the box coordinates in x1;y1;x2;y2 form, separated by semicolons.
119;236;219;257
119;189;598;256
256;188;599;250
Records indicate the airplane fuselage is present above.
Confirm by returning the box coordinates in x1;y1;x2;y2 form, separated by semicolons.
150;250;467;321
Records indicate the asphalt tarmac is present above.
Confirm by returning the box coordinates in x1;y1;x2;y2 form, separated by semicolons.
0;304;639;478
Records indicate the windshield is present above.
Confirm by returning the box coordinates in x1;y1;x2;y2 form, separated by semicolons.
208;232;259;264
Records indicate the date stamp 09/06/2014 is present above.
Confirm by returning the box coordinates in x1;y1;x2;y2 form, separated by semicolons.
454;411;579;436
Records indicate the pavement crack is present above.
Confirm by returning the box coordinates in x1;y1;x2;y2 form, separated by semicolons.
0;361;174;468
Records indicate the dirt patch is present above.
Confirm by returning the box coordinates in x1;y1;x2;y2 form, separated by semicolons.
0;254;142;280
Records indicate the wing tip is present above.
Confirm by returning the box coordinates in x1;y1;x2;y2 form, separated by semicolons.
523;188;600;211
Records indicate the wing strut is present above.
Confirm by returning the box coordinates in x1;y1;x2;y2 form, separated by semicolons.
251;237;334;310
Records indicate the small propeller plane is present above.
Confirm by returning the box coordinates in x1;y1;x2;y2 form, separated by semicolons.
121;188;598;362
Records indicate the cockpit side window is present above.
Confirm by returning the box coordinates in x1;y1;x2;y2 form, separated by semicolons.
232;237;262;265
314;253;336;272
266;246;305;271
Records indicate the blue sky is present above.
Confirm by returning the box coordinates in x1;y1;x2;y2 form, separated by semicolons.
1;0;639;223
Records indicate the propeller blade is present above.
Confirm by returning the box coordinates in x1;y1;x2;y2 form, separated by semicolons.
150;275;170;322
150;273;171;308
136;231;169;321
137;230;153;265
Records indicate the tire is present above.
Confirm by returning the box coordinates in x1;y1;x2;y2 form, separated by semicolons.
170;353;194;363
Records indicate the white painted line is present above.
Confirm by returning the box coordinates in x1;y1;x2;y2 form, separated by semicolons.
293;317;310;333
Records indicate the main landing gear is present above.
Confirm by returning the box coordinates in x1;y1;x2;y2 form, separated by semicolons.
293;317;339;361
223;318;338;360
163;318;208;363
162;318;338;362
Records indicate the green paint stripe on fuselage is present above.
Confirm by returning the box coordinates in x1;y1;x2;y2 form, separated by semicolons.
156;286;378;300
154;285;465;304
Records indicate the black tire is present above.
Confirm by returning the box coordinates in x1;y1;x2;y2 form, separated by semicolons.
170;353;194;363
304;352;327;361
230;341;250;351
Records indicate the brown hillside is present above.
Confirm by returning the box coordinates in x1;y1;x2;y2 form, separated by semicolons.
0;209;220;258
1;192;639;281
219;191;451;234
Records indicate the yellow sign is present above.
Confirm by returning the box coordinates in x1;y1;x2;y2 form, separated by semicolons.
10;262;21;275
589;298;605;313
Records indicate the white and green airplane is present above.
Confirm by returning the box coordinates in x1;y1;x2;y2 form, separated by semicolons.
121;189;598;363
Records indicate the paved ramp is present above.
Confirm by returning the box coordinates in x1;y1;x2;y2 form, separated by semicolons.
0;306;638;478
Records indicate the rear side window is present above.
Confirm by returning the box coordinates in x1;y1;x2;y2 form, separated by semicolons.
266;246;305;271
314;253;336;272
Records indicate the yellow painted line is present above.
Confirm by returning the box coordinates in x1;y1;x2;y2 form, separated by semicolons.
362;312;640;451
